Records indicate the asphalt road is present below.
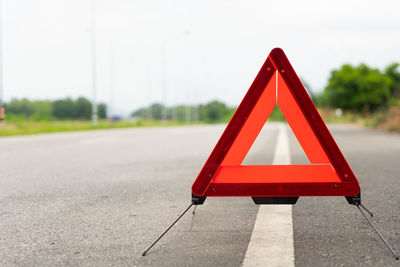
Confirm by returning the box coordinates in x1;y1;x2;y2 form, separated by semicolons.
0;123;399;266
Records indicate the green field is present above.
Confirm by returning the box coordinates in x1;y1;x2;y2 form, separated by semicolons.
0;105;290;137
0;120;194;137
1;106;399;137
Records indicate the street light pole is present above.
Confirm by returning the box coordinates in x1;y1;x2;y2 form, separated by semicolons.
160;30;190;123
161;43;167;123
108;40;115;120
90;0;98;126
0;0;4;121
184;56;191;124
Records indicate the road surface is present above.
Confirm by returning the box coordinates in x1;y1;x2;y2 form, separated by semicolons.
0;123;399;266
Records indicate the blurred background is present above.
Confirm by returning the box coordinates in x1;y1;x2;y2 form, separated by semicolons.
0;0;399;135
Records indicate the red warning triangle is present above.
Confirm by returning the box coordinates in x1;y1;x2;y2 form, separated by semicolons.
191;48;360;200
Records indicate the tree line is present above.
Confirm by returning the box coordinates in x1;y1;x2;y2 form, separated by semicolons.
319;62;400;113
4;61;400;123
132;61;400;122
131;100;236;123
4;97;107;121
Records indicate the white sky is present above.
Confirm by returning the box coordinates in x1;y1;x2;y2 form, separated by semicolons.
2;0;400;114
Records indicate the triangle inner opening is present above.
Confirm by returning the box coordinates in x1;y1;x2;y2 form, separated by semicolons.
241;106;310;166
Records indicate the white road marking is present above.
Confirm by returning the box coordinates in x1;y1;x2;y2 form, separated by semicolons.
242;123;295;267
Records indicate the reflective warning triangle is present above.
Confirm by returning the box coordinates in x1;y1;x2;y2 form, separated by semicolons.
191;48;360;203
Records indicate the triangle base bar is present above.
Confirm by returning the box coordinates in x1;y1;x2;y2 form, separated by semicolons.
252;197;299;204
205;182;358;197
191;195;360;205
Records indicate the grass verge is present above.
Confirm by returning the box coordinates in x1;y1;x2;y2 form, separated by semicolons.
0;120;198;137
319;107;400;132
2;106;399;137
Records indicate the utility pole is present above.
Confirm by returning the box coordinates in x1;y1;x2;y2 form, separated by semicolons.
90;0;98;126
0;0;4;121
185;105;191;123
108;40;114;120
161;43;167;123
160;30;190;123
184;55;191;124
146;66;153;120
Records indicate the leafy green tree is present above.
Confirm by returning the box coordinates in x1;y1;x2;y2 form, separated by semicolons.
149;103;163;120
6;98;35;117
52;98;76;119
31;100;53;121
385;63;400;98
131;108;147;119
75;97;92;119
5;97;107;121
323;64;391;113
98;103;107;119
131;101;234;123
131;103;164;120
203;100;229;122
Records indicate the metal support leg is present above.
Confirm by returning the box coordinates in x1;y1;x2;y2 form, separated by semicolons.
356;204;399;260
192;205;197;215
142;203;193;256
359;203;373;217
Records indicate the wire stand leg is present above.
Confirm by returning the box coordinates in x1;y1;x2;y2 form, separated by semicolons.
192;205;197;215
359;203;373;217
142;203;193;256
356;204;399;260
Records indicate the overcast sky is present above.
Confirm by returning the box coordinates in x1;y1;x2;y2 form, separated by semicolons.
2;0;400;114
